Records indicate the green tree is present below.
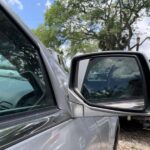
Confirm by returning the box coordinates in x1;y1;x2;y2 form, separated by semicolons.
34;0;150;56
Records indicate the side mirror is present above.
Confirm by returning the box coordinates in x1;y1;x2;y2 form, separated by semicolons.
69;52;150;117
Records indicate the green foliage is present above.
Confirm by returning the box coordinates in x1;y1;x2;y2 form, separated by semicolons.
32;24;61;53
32;25;49;47
33;0;150;56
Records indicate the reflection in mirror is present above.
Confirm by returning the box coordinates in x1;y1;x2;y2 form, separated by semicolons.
76;56;145;110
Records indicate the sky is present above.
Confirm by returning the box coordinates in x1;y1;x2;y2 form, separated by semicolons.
4;0;54;29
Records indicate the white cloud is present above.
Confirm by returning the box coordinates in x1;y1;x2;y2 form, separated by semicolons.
37;2;41;6
7;0;24;10
45;0;51;9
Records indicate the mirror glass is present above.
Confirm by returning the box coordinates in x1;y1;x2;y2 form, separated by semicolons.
76;56;145;110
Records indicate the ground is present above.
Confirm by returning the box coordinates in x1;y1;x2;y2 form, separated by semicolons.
118;119;150;150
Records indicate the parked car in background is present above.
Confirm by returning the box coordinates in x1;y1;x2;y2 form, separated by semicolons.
0;1;150;150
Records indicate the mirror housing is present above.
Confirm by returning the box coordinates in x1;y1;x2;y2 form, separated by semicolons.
69;52;150;117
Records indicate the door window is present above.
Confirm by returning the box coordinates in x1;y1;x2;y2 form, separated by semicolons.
0;8;55;115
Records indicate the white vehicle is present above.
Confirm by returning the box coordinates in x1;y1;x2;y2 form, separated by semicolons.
0;1;149;150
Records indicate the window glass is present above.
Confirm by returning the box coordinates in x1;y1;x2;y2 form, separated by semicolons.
0;9;55;115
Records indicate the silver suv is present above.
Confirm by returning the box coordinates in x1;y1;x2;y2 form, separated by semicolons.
0;1;149;150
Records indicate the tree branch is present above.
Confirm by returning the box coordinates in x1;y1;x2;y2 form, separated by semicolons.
130;37;150;50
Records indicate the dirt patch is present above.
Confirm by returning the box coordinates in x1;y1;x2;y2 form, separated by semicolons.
117;119;150;150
